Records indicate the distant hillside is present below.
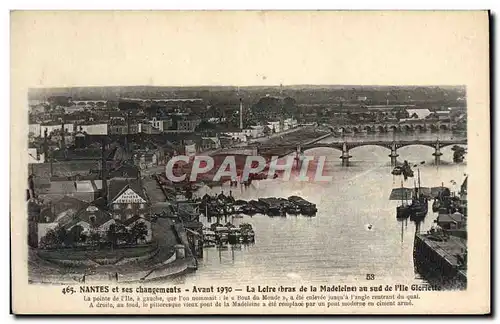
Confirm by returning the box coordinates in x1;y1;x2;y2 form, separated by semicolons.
27;85;466;108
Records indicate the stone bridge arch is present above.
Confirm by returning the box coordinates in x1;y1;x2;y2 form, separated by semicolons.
351;126;361;133
401;124;414;132
388;125;400;132
415;124;427;132
363;125;374;133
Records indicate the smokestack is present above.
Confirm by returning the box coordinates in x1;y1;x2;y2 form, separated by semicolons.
101;138;108;204
239;98;243;130
125;110;131;153
60;122;65;150
43;128;48;160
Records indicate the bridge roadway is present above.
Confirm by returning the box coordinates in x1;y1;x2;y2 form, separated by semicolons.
265;138;468;152
256;136;468;166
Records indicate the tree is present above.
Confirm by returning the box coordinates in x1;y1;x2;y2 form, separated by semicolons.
39;228;61;249
115;223;129;245
106;224;118;247
129;222;149;244
89;232;101;246
66;225;84;247
56;227;68;246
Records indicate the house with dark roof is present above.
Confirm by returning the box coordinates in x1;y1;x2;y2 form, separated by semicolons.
108;163;140;179
39;196;88;223
37;179;102;203
37;197;153;247
107;179;150;223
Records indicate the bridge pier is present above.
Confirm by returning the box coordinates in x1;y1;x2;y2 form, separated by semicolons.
389;143;399;166
340;142;352;166
432;140;443;165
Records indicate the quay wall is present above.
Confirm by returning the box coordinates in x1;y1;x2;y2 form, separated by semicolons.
413;234;466;289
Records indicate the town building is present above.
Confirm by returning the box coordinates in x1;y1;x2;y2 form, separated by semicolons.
35;196;153;247
283;118;298;131
107;179;150;222
200;137;221;151
224;130;248;143
77;123;108;135
177;117;202;132
29;124;41;137
267;121;281;133
405;108;432;120
40;123;74;136
149;117;173;132
37;179;103;203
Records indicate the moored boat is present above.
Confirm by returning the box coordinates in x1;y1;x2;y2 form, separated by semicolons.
396;180;411;219
288;196;318;215
258;198;284;216
228;228;242;244
239;223;255;242
409;169;428;220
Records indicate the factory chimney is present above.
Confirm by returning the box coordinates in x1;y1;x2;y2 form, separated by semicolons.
239;98;243;130
60;122;65;150
101;138;108;205
43;128;48;160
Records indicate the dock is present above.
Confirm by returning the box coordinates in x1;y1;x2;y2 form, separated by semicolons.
414;233;467;289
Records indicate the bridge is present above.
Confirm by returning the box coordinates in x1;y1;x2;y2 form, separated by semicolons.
257;138;468;166
120;98;203;103
71;100;108;105
322;120;458;134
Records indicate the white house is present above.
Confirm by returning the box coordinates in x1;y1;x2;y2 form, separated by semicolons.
224;131;248;142
77;123;108;135
149;117;173;132
283;118;298;131
40;123;74;136
267;121;281;134
29;124;41;137
250;125;265;138
405;109;432;120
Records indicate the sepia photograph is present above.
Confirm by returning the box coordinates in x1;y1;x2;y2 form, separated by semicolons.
26;85;468;290
10;10;490;314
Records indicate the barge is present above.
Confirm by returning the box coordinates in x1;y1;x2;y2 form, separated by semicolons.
288;196;317;215
258;198;285;216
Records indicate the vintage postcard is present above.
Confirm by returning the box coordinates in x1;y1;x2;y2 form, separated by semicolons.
10;11;490;314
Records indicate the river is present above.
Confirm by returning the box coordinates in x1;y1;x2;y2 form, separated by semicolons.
170;131;467;288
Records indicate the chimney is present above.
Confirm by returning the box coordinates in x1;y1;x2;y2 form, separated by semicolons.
43;128;48;160
60;122;65;150
125;110;131;153
239;98;243;130
101;138;108;205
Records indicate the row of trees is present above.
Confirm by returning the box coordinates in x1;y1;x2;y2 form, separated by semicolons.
39;222;149;249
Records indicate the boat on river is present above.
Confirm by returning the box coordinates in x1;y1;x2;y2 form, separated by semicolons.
288;196;317;215
258;198;285;216
228;228;242;244
240;223;255;242
409;169;428;221
248;200;268;214
396;181;411;219
203;229;217;247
